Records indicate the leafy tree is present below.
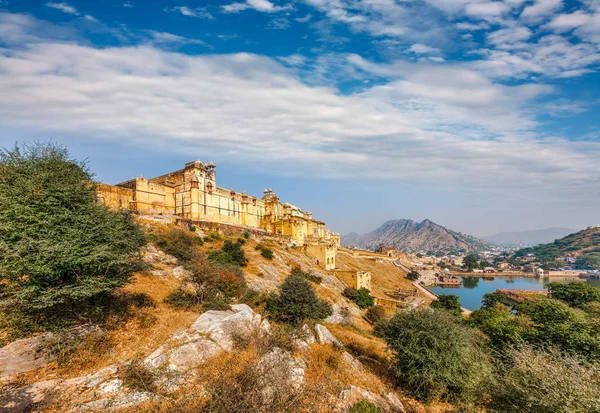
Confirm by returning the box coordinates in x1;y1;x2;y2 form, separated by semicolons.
576;253;600;270
406;271;420;281
0;142;145;316
348;400;382;413
463;254;479;270
430;294;462;316
355;288;375;308
156;228;203;262
468;305;534;349
489;346;600;413
209;240;248;266
547;282;600;307
377;309;493;405
277;274;332;324
481;292;517;309
479;260;493;268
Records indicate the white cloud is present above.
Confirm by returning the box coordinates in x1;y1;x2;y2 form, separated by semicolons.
546;10;592;31
222;0;291;13
45;2;79;15
465;1;511;20
165;6;214;19
124;2;134;8
145;31;209;47
487;26;532;46
456;21;490;30
520;0;563;22
296;13;312;23
406;43;441;54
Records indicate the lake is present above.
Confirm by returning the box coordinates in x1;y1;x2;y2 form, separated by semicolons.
428;276;600;311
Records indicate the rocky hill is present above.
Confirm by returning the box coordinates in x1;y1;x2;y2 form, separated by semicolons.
342;219;488;255
514;226;600;268
483;227;578;246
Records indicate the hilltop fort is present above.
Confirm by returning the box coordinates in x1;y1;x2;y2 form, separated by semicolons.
97;160;340;270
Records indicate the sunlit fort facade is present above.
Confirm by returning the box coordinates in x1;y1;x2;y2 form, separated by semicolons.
97;160;339;270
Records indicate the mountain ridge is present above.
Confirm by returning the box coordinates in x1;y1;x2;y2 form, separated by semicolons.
342;218;488;255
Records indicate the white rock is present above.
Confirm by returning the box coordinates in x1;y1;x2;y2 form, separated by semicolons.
314;324;342;346
255;347;306;402
172;266;191;279
342;352;365;375
338;386;405;413
97;379;123;395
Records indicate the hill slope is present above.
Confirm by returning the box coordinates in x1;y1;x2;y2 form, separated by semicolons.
484;227;578;246
515;226;600;269
342;219;488;255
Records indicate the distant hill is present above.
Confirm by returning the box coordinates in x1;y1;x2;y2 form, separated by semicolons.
515;226;600;269
341;219;488;255
484;227;578;246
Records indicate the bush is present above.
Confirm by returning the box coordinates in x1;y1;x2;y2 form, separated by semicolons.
164;288;199;309
468;304;534;349
430;294;462;316
489;346;600;413
290;266;322;284
260;247;274;260
355;288;375;309
277;274;332;324
209;240;248;267
156;228;203;262
377;309;493;405
547;282;600;307
188;225;196;232
0;142;145;326
343;287;358;301
406;271;420;281
348;400;382;413
243;231;250;239
365;305;386;324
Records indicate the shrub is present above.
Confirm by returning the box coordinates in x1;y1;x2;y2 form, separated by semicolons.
547;282;600;307
119;358;156;393
365;305;386;324
188;225;196;232
406;271;420;281
164;288;199;309
156;228;203;262
348;400;382;413
343;287;358;301
290;266;322;284
0;142;145;326
430;294;462;316
489;346;600;413
377;309;493;405
468;304;534;349
260;247;274;260
277;274;332;324
41;325;112;368
209;240;248;267
355;288;375;309
243;231;250;239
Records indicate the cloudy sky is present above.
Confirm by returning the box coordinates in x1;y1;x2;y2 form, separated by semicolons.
0;0;599;236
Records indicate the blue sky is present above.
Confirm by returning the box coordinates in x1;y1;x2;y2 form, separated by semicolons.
0;0;599;237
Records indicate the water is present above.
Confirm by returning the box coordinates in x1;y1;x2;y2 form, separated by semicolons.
428;276;600;311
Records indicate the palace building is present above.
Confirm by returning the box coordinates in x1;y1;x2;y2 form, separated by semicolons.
97;160;339;268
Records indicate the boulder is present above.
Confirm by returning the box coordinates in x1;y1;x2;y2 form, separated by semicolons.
314;324;342;346
293;324;316;352
172;266;192;279
255;347;306;402
341;352;365;375
338;386;405;413
0;333;53;381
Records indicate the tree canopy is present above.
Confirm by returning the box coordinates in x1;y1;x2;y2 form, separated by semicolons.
0;142;145;314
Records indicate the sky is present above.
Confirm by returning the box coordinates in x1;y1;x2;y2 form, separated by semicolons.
0;0;599;237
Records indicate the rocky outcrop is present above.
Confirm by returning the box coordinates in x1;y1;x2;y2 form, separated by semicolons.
293;324;316;352
0;333;52;381
255;347;306;402
141;245;177;265
145;304;270;371
315;324;342;346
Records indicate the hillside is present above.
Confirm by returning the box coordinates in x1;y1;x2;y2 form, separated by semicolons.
483;227;578;246
342;219;488;255
515;226;600;269
1;219;432;413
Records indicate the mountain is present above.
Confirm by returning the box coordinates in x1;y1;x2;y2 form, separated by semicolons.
483;227;578;246
342;219;488;255
515;226;600;269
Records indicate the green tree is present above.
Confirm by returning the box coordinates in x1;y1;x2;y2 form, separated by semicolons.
277;274;332;324
0;142;145;316
406;271;420;281
547;282;600;307
468;304;534;349
430;294;462;316
209;240;248;266
463;254;479;270
355;288;375;308
365;305;386;324
479;260;493;268
377;309;493;405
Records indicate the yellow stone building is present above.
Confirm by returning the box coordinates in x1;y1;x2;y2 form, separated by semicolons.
97;160;339;268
